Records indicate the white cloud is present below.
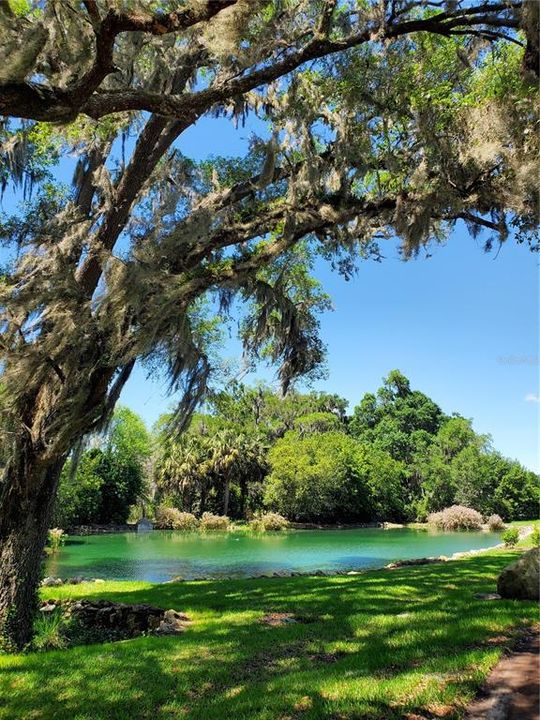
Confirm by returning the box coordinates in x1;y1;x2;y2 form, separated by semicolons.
524;393;540;403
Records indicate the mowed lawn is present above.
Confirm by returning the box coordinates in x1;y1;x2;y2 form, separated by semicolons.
0;550;538;720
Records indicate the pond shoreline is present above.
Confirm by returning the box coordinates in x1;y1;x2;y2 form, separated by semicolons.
44;526;521;587
65;521;387;535
41;542;510;587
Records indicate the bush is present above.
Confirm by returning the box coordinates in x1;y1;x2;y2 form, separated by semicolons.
502;527;519;547
250;512;289;532
531;525;540;546
47;528;66;553
154;507;199;531
485;514;505;531
32;611;67;651
427;505;483;531
200;512;229;531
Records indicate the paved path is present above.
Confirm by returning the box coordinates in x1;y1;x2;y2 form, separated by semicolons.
466;629;539;720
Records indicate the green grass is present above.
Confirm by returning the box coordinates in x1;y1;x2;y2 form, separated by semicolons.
0;550;538;720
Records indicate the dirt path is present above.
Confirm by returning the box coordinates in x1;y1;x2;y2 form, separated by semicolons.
466;629;539;720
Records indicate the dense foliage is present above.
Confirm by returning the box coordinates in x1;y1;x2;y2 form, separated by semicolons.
54;407;150;527
152;371;539;524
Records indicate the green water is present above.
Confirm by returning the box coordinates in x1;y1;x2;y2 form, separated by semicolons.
46;528;501;582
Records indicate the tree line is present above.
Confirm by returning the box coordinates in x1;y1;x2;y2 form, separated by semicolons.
57;371;539;527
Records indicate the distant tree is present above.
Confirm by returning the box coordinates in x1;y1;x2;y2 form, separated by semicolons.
54;408;149;526
156;422;267;518
265;431;405;522
350;371;446;461
493;462;540;520
54;449;104;528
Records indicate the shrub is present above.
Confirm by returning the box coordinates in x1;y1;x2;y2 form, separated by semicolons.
154;507;199;531
250;512;289;532
502;527;519;547
427;505;483;531
486;514;505;531
531;525;540;546
32;611;67;651
200;512;229;531
47;528;66;552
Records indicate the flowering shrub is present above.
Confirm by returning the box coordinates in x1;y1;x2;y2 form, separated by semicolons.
486;514;506;531
200;512;229;531
428;505;483;531
48;528;66;552
250;512;289;532
154;507;199;531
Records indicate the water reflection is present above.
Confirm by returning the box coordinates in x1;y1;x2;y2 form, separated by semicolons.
45;528;501;583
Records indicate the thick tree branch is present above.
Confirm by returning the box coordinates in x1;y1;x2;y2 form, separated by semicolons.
0;2;525;123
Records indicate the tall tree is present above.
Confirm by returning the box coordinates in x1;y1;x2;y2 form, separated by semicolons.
0;0;537;649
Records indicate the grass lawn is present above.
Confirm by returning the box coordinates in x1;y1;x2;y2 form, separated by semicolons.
0;549;538;720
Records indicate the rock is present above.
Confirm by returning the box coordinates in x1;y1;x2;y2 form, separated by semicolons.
39;602;58;613
155;609;191;635
67;599;190;638
136;518;154;533
261;612;298;626
41;576;63;586
385;557;443;570
497;547;540;600
93;578;105;584
474;593;502;601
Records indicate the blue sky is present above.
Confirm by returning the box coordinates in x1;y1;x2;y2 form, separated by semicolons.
121;223;539;471
3;114;538;471
119;115;539;471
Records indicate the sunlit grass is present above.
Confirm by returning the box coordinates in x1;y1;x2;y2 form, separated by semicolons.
0;548;537;720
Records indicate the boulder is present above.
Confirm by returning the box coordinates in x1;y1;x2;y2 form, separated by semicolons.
497;547;540;600
41;576;63;586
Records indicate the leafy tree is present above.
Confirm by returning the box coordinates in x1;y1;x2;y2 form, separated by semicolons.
156;422;267;518
265;431;372;522
54;449;104;528
350;370;446;461
0;0;537;649
265;431;405;522
493;462;540;520
54;408;150;526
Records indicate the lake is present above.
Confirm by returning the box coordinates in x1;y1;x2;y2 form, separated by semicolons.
45;527;501;582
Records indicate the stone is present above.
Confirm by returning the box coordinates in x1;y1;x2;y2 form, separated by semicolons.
41;576;63;586
473;593;502;601
93;578;105;584
39;602;58;613
137;518;154;533
155;609;191;635
67;599;190;638
261;612;298;626
497;547;540;600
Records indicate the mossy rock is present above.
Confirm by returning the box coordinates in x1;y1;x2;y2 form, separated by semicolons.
497;547;540;600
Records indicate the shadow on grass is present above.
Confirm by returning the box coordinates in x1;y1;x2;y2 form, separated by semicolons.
0;551;536;720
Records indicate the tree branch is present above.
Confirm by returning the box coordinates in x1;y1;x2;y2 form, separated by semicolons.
0;2;525;123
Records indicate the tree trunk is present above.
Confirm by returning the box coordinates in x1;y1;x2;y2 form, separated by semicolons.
239;479;247;520
0;443;65;651
222;477;230;517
